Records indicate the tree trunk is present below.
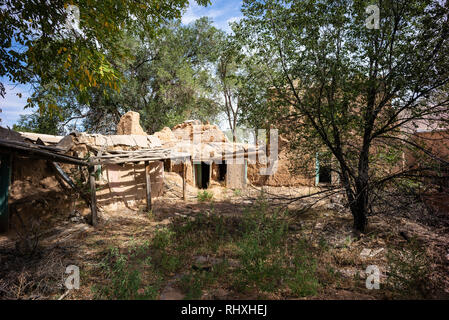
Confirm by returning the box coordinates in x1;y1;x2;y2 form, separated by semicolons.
339;165;369;233
350;174;369;232
350;188;368;232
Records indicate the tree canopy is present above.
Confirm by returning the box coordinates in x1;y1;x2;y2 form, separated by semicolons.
0;0;210;108
236;0;449;231
17;17;226;134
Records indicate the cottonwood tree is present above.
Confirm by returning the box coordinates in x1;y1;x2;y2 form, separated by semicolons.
0;0;210;111
20;18;223;134
237;0;449;231
215;35;246;141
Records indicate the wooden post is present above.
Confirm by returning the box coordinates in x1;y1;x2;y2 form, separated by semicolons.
88;164;98;227
145;161;152;212
182;160;186;201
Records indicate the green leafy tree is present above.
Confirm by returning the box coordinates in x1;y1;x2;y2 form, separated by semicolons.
13;108;67;135
215;34;245;141
27;18;224;134
0;0;209;108
237;0;449;231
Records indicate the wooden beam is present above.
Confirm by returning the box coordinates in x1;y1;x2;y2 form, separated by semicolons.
88;165;98;227
145;161;152;212
182;161;186;201
0;139;87;165
50;161;91;207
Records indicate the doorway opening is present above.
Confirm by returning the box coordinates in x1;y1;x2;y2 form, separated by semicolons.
218;162;227;182
319;165;332;183
194;162;211;189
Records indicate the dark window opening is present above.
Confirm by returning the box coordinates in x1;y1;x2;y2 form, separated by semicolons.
163;159;171;172
319;165;332;183
218;162;227;182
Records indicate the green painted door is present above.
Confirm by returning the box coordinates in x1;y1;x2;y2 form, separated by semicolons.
194;164;202;188
0;154;12;232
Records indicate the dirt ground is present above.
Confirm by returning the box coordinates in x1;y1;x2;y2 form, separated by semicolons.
1;184;448;300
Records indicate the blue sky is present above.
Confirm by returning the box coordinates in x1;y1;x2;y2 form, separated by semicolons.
182;0;243;32
0;82;33;128
0;0;243;128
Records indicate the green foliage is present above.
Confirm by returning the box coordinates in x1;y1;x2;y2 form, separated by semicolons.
94;245;159;300
197;190;214;202
13;108;67;135
233;199;319;295
288;241;320;297
93;197;320;300
26;18;224;134
178;271;214;299
236;0;449;231
145;209;154;221
179;273;205;299
1;0;210;111
151;228;183;274
386;238;430;298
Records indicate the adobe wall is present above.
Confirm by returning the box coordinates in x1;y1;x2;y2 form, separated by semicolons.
8;157;77;232
96;161;164;211
405;130;449;168
172;121;228;143
166;161;194;185
248;135;315;187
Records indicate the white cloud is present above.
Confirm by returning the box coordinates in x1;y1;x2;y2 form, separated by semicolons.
181;3;201;24
181;0;243;33
227;16;242;24
0;84;34;128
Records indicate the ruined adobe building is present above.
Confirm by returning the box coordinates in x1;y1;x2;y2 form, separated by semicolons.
0;127;89;232
1;112;268;227
0;110;318;233
155;120;317;189
157;120;262;190
57;129;166;212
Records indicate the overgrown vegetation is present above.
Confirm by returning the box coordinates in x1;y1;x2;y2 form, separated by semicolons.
197;190;214;202
90;196;322;299
386;238;431;299
2;191;444;300
93;243;159;300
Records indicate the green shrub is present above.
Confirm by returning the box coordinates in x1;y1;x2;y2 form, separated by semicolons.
197;190;214;202
151;228;183;274
152;228;175;249
386;238;430;298
233;197;319;296
288;241;320;297
93;245;158;300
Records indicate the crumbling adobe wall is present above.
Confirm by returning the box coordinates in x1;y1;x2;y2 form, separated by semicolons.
8;157;78;233
248;135;315;187
172;121;228;143
405;130;449;168
55;112;167;212
116;111;147;135
170;161;194;185
154;127;177;148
